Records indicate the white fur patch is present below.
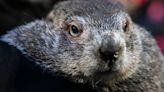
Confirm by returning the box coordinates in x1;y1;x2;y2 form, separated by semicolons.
75;16;86;24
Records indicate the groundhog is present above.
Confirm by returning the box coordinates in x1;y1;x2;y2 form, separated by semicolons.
1;0;164;92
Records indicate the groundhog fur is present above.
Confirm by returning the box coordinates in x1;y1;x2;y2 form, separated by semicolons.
1;0;164;92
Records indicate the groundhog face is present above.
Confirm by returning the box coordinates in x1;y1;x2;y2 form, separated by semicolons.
1;0;142;87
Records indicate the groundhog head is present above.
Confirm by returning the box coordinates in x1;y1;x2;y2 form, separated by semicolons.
1;0;142;88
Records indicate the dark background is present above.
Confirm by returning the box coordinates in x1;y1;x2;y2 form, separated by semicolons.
0;0;163;92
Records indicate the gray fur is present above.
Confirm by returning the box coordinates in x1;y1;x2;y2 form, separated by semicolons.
1;0;164;92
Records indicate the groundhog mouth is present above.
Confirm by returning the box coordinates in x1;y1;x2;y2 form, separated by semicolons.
97;50;122;75
108;51;119;62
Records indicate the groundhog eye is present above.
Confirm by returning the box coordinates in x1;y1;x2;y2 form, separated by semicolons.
69;25;82;37
123;21;128;33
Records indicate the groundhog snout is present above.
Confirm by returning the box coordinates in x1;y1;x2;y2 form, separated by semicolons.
99;34;120;62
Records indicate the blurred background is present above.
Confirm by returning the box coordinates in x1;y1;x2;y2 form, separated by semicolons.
0;0;164;53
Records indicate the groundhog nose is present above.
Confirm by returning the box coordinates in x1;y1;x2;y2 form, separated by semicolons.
99;36;120;61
